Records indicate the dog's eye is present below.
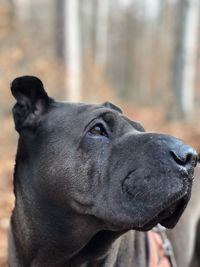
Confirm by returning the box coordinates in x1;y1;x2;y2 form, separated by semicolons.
89;124;108;137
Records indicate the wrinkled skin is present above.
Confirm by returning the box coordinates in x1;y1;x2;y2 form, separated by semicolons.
8;76;197;267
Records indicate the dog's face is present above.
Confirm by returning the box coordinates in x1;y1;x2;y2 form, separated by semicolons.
11;76;197;232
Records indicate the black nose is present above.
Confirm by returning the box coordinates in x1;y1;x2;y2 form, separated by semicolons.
170;147;197;169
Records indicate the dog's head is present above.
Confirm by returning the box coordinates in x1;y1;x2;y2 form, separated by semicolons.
11;76;197;232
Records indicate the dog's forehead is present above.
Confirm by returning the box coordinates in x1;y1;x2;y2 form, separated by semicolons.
42;101;144;134
48;101;121;124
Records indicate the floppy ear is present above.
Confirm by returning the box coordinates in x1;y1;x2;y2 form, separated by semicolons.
11;76;53;132
102;102;123;114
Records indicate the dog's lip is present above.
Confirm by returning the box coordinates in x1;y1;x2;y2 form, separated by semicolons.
133;183;191;231
159;197;187;228
143;193;188;230
120;168;193;231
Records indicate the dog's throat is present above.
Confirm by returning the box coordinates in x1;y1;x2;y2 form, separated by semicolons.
68;230;124;265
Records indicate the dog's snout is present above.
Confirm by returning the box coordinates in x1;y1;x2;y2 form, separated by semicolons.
170;147;197;169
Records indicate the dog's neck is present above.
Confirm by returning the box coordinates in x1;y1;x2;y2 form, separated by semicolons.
10;189;147;267
9;142;147;267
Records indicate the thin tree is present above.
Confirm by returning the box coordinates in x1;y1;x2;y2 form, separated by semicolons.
94;0;109;70
64;0;82;101
170;0;199;121
181;0;199;121
55;0;65;60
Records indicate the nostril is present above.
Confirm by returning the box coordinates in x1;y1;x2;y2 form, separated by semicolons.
170;150;197;167
170;150;188;166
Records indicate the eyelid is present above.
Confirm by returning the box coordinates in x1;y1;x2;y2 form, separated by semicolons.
84;119;110;138
83;111;117;139
90;120;108;133
83;112;110;131
89;123;108;138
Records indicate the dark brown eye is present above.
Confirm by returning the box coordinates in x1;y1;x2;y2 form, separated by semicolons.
89;123;108;137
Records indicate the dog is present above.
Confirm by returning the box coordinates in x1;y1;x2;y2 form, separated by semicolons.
8;76;198;267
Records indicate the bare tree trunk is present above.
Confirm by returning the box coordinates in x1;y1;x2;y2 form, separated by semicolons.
13;0;31;21
64;0;82;101
95;0;109;70
170;0;199;121
182;0;199;121
55;0;65;60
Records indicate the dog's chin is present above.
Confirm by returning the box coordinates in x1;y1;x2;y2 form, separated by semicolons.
159;196;188;228
107;194;190;233
139;194;190;231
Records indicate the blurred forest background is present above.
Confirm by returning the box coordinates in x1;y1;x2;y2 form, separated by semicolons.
0;0;200;265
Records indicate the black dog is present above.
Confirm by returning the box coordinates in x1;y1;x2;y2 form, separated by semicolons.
8;76;197;267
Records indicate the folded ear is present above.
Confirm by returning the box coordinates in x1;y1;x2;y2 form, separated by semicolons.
102;102;123;114
11;76;53;132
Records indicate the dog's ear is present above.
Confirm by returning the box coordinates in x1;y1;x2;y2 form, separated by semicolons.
102;102;123;114
11;76;53;132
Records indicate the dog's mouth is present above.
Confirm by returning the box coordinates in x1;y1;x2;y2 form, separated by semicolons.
142;193;190;231
121;167;193;231
159;196;188;228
